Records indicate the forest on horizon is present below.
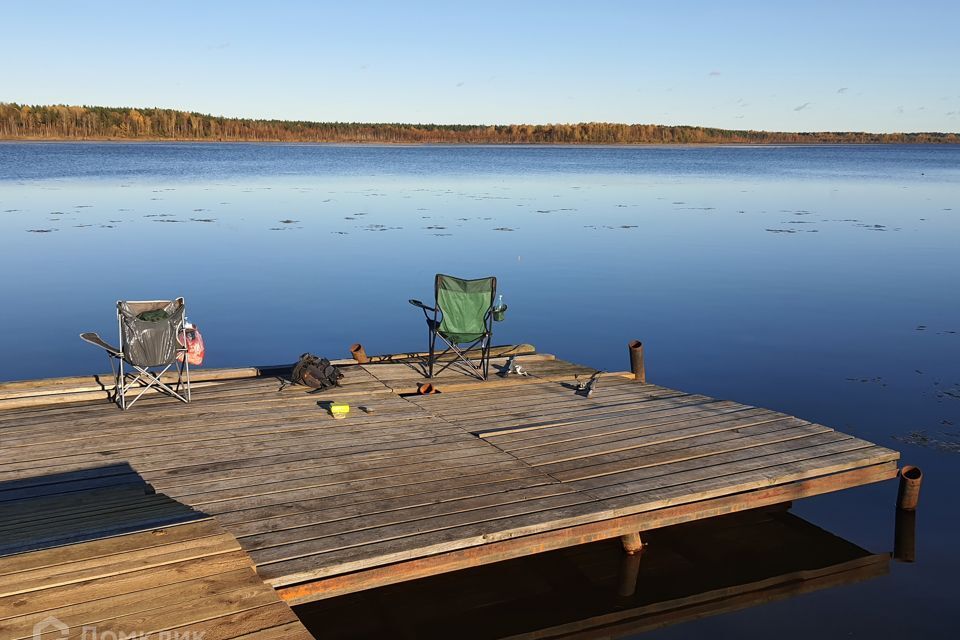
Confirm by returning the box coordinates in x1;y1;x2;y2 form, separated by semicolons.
1;103;957;145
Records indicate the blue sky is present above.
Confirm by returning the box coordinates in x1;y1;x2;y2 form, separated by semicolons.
1;1;957;132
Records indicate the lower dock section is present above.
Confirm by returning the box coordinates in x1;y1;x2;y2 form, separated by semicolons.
0;484;311;640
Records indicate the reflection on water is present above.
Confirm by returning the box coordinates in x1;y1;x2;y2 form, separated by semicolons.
294;509;889;639
1;143;958;636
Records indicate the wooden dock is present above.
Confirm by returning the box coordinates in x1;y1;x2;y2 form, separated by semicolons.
0;345;899;635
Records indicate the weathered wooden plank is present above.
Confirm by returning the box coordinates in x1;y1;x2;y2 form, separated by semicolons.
467;394;719;439
229;620;316;640
146;438;496;491
0;533;240;598
159;440;501;497
249;490;594;567
450;393;715;435
0;425;473;479
237;483;580;553
216;472;557;530
0;551;254;622
155;602;308;640
274;462;897;603
473;399;749;444
529;417;786;479
2;413;462;464
539;420;834;481
0;433;484;489
172;451;528;505
0;568;262;636
0;399;458;467
51;587;284;640
0;519;222;578
196;459;553;515
0;512;311;640
0;390;421;445
500;408;791;461
569;434;873;495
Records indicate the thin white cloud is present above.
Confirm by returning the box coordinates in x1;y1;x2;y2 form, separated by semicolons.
794;102;811;111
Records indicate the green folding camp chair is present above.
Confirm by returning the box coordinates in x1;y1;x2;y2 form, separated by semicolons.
409;274;497;380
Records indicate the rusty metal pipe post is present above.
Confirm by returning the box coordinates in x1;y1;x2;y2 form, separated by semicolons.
896;465;923;511
350;343;369;364
628;340;645;383
894;508;917;563
617;550;643;598
620;532;643;554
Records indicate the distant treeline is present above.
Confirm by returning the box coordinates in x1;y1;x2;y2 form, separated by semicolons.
1;103;957;144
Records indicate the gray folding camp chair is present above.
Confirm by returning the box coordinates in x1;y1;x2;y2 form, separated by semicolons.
81;298;191;410
409;274;497;380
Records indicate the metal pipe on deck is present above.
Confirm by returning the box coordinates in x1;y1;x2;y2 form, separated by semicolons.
350;343;369;364
896;465;923;510
628;340;645;383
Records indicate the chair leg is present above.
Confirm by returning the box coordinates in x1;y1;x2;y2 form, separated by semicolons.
180;353;191;403
124;364;189;409
450;340;484;380
427;327;436;379
118;358;126;410
482;338;491;380
180;326;191;403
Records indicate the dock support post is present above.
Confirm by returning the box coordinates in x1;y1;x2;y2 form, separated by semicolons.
896;465;922;510
628;340;645;383
620;532;643;554
617;550;643;598
894;508;917;563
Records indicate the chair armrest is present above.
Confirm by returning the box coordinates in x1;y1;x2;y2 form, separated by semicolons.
409;299;437;312
80;332;122;358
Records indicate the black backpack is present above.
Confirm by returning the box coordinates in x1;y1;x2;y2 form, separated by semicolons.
290;353;344;390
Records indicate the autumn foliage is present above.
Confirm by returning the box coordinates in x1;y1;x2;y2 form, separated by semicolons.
1;103;956;144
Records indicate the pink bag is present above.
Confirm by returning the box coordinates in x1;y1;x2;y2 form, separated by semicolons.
178;326;205;366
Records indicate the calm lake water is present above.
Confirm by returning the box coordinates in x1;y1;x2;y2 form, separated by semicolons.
1;142;958;637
